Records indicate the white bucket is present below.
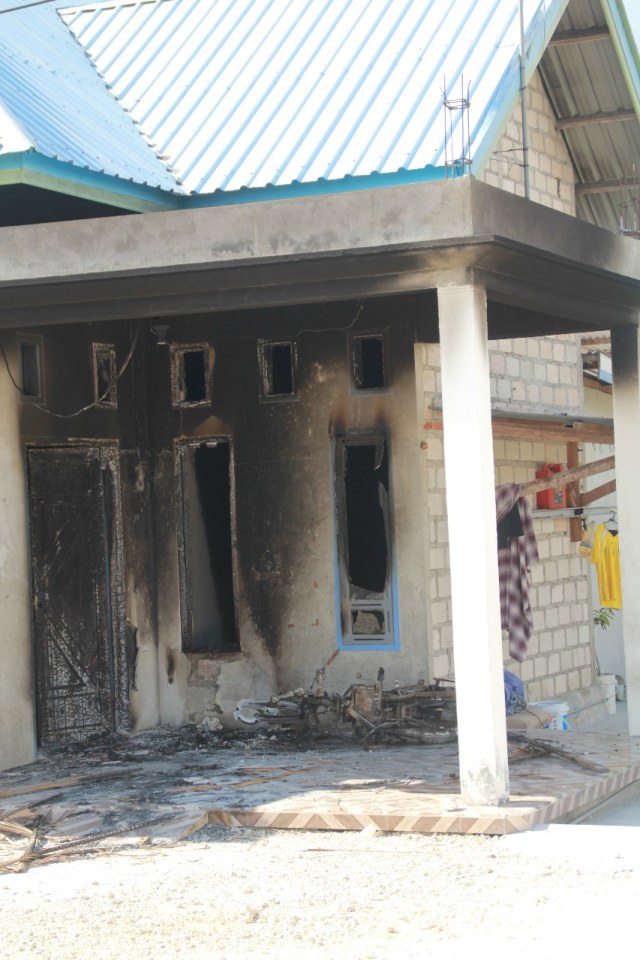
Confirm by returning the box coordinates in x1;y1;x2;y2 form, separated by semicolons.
598;674;617;715
534;699;570;730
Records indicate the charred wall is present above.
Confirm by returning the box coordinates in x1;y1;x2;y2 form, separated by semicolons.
5;291;437;732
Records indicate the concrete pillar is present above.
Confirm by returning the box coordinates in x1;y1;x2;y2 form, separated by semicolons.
0;346;36;770
438;283;509;804
611;327;640;735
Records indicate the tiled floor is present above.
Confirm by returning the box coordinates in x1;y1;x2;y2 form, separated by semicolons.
1;705;640;850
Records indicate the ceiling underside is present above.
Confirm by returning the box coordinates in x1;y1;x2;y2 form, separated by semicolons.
539;0;640;235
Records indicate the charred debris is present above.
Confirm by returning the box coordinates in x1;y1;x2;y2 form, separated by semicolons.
234;666;458;747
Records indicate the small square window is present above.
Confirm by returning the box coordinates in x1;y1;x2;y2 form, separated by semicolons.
259;340;296;398
352;335;385;390
171;344;212;407
17;336;43;401
92;344;117;407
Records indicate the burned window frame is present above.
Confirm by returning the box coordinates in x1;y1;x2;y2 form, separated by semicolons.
170;343;213;408
17;333;44;403
258;339;298;401
333;433;399;651
175;437;241;655
350;333;387;392
92;343;118;408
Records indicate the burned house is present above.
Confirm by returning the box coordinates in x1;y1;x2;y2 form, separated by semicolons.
2;0;640;806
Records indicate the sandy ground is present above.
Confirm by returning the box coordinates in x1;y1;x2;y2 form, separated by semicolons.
2;818;640;960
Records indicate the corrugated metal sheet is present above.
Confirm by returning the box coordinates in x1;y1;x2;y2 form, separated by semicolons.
539;0;640;232
0;0;179;191
2;0;638;230
60;0;567;196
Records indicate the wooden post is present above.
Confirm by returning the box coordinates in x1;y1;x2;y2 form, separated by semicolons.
567;442;582;542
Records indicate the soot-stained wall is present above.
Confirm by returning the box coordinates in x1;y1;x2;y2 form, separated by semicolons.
8;292;437;734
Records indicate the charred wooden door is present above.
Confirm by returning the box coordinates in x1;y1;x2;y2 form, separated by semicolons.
27;446;126;744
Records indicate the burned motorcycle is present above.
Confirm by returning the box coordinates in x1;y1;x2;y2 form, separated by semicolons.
234;670;457;746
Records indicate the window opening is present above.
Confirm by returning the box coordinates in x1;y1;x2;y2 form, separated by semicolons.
335;435;395;647
171;344;211;407
260;340;295;397
345;442;389;594
177;440;239;653
19;337;43;399
352;335;385;390
93;344;117;407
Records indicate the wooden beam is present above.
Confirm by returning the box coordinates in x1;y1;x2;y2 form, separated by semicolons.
576;177;639;196
556;109;636;130
519;455;615;498
423;417;614;444
580;478;616;506
549;26;610;46
491;418;613;443
567;442;582;541
584;377;613;396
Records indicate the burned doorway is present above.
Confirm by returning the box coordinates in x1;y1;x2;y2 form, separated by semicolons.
27;445;127;744
176;439;239;652
334;434;398;649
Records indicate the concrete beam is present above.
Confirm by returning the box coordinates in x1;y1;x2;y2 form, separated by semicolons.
0;179;638;335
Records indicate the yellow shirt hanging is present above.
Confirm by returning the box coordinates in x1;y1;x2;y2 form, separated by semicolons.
589;523;622;609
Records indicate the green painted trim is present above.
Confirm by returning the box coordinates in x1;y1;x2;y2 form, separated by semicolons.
601;0;640;118
187;165;449;208
0;151;181;212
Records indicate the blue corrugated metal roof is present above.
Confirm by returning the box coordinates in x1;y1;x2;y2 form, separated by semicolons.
54;0;568;197
0;0;180;193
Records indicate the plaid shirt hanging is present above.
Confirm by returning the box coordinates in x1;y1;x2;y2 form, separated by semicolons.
495;483;539;662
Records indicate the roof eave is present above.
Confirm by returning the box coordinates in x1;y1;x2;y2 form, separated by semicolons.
188;165;449;208
0;151;181;213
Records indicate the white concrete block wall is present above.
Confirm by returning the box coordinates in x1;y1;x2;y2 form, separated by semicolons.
417;343;595;704
489;334;582;414
481;71;576;217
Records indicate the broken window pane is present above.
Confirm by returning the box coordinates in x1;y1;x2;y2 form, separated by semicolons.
351;609;386;635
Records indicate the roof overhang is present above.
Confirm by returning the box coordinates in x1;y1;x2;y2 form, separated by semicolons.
0;151;180;214
0;177;638;332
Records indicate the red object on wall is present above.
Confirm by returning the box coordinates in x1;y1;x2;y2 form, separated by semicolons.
535;463;566;509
